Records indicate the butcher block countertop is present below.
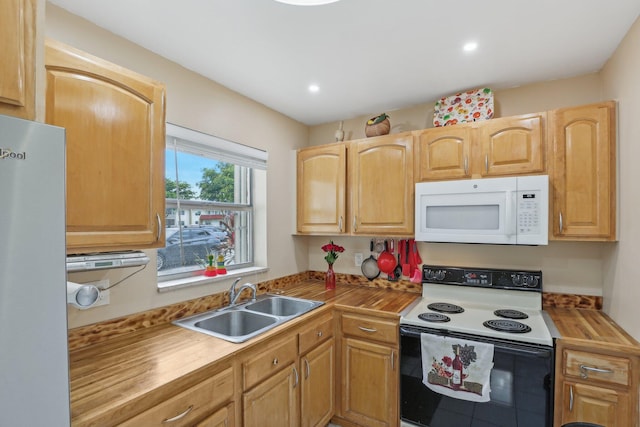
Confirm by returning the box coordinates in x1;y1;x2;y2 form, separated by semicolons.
545;306;640;353
68;280;419;426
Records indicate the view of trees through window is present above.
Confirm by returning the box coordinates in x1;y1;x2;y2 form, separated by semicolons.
158;142;253;278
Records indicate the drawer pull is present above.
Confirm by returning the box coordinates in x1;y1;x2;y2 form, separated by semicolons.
162;405;193;423
317;331;323;337
358;326;377;333
273;357;278;366
579;364;614;379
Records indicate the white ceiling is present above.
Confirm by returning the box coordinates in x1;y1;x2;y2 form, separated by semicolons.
48;0;640;126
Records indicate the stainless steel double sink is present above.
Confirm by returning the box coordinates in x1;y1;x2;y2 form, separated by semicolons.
173;294;324;343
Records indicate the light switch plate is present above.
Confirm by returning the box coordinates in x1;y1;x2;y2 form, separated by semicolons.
354;253;363;267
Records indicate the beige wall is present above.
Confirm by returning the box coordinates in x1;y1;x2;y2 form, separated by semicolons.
601;16;640;340
45;4;311;328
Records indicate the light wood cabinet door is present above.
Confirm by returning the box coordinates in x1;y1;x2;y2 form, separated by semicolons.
414;125;472;181
243;363;300;427
0;0;35;119
349;133;414;235
297;143;347;234
550;101;616;240
196;403;234;427
300;339;334;427
44;39;166;252
340;337;398;427
478;113;546;177
558;381;630;427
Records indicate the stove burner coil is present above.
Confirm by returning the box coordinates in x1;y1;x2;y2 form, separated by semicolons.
418;313;451;323
483;319;532;333
427;302;464;314
493;309;529;320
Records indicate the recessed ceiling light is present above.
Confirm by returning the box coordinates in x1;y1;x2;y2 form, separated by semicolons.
463;42;478;52
274;0;340;5
308;84;320;93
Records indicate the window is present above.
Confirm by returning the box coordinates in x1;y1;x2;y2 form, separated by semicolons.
158;124;267;281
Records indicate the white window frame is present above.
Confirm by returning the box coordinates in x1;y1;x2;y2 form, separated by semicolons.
157;123;268;290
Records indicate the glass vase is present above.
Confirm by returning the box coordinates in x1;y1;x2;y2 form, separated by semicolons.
325;263;336;291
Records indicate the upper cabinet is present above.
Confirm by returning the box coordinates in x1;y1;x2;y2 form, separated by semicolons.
297;143;347;234
349;133;414;235
45;39;167;253
415;112;546;181
0;0;35;119
549;101;616;241
296;132;414;236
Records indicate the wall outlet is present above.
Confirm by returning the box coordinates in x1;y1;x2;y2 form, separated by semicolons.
354;253;363;267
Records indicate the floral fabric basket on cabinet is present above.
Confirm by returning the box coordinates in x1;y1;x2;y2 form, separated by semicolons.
433;88;494;127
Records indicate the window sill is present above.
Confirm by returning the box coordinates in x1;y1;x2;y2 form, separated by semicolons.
157;266;269;293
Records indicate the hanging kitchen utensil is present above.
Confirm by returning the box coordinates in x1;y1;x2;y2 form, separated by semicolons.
377;239;397;275
361;239;380;281
392;252;402;281
401;239;410;277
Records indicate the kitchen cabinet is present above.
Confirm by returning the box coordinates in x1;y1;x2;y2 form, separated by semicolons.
549;101;616;241
335;311;399;427
119;366;234;427
299;315;335;427
296;143;347;234
554;340;638;427
242;311;335;427
243;362;300;427
414;112;546;181
0;0;35;119
297;132;414;235
44;39;166;253
349;132;414;235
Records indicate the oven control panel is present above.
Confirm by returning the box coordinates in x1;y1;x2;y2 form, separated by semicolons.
422;265;542;291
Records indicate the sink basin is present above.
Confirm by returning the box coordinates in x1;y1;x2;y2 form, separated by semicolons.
173;294;324;343
175;309;279;343
244;295;322;317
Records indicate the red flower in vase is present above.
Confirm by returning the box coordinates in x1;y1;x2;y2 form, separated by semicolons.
321;240;344;265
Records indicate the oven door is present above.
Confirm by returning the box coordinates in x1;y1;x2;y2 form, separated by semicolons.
400;325;554;427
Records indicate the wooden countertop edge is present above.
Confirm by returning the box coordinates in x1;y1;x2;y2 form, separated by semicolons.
69;282;419;426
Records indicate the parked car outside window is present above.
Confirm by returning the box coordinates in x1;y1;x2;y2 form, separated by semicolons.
157;227;222;271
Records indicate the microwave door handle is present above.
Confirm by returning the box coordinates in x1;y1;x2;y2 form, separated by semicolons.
505;191;516;236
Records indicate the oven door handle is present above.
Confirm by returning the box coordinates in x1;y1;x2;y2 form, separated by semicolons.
400;326;552;358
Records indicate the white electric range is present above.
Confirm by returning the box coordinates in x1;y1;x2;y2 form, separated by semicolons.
399;265;556;427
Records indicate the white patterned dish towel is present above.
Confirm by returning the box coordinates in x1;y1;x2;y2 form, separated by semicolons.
421;333;494;402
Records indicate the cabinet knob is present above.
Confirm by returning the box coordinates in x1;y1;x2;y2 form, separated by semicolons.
317;331;323;337
273;357;278;366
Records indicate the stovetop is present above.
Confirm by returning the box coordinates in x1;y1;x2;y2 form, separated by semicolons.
400;265;553;346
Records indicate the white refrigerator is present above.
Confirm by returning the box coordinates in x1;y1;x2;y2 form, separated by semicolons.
0;114;71;426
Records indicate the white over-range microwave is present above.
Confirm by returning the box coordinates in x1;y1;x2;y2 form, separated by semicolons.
415;175;549;245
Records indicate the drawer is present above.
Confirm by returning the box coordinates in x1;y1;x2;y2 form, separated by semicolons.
563;349;630;386
120;367;233;427
341;312;398;344
243;335;298;390
299;313;334;354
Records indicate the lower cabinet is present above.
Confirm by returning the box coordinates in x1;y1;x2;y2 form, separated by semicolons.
196;403;235;427
335;311;399;427
119;366;234;427
554;340;638;427
241;311;336;427
243;363;300;427
301;339;335;427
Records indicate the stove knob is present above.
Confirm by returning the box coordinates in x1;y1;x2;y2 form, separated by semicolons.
436;270;445;280
512;274;522;286
525;276;539;287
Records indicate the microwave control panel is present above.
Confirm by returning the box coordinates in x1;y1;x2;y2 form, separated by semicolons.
517;190;542;235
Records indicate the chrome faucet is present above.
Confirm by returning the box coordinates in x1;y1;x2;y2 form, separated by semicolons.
228;278;257;307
